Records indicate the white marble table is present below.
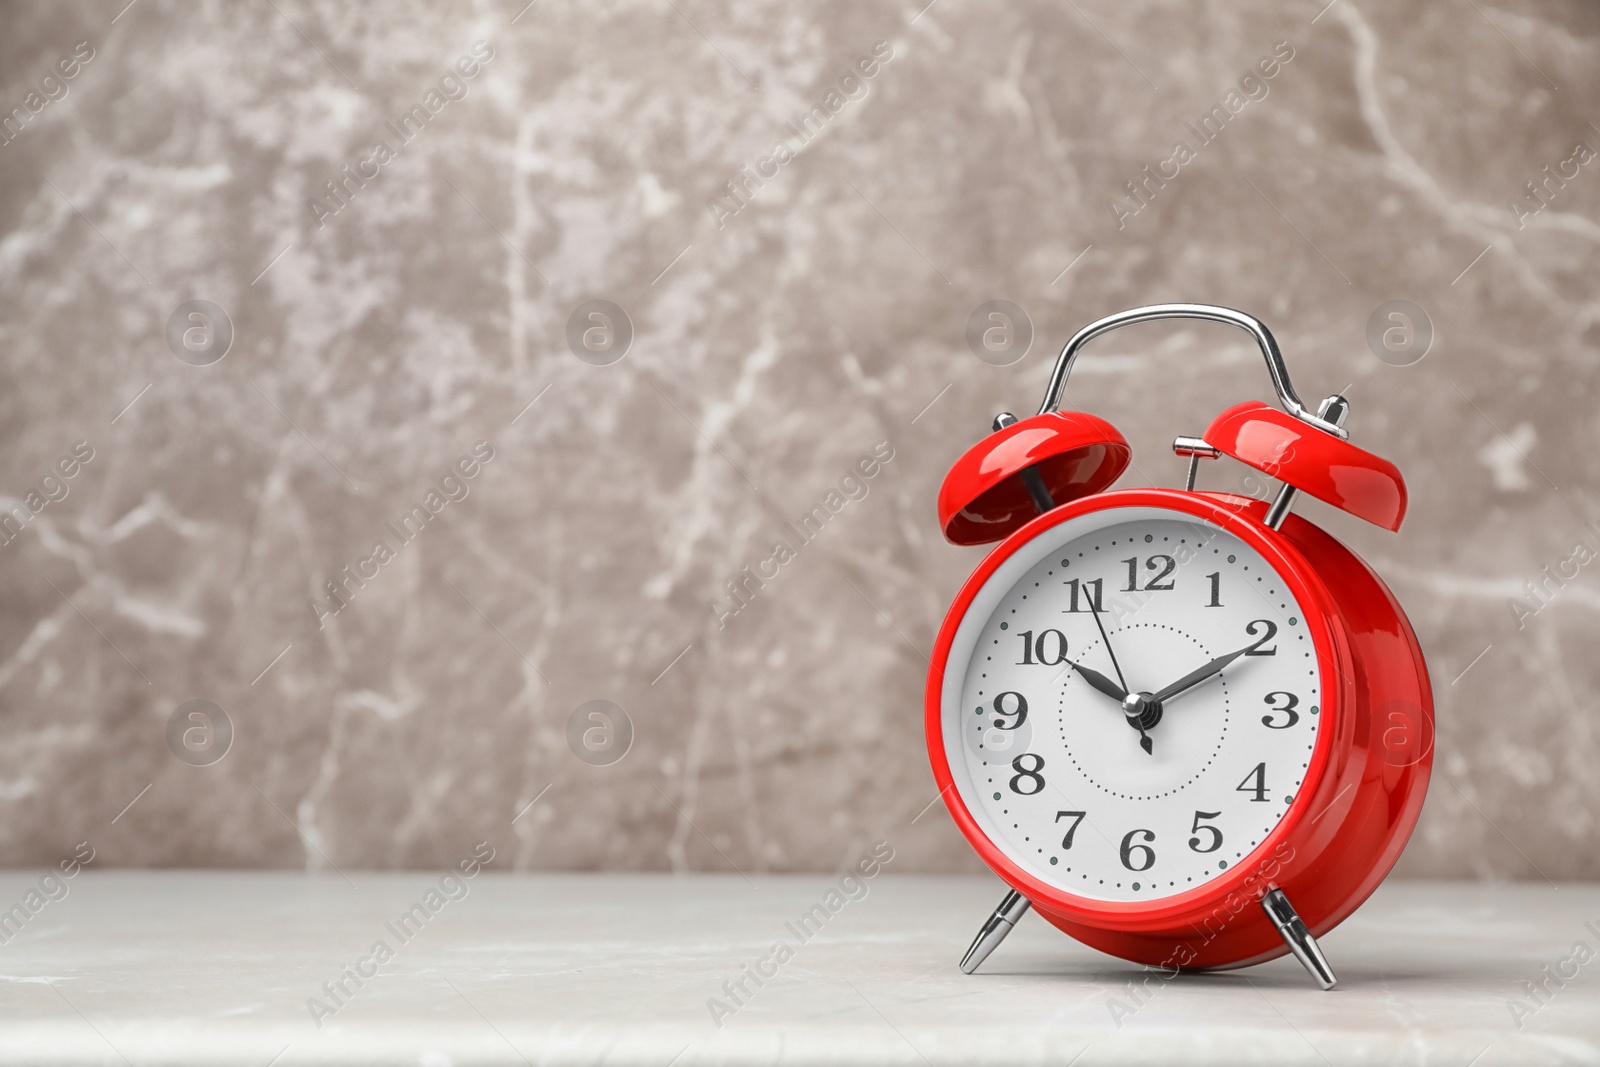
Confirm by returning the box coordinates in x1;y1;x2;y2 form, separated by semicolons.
0;872;1593;1065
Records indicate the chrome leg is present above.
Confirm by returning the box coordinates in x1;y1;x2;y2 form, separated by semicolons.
1261;888;1338;990
959;890;1031;974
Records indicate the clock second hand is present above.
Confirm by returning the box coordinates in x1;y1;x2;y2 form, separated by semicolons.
1087;598;1129;693
1087;600;1153;755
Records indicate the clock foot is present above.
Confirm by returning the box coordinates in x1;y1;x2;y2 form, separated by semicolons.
959;890;1030;974
1261;888;1337;990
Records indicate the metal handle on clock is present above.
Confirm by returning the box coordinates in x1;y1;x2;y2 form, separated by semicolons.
1036;304;1349;440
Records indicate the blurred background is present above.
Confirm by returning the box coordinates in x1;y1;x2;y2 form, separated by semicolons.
0;0;1595;881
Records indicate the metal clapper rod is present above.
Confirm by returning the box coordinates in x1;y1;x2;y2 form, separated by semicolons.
993;412;1056;512
1173;436;1221;491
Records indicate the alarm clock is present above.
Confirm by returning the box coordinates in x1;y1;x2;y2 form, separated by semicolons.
927;304;1432;988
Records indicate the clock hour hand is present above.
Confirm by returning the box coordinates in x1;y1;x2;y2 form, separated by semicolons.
1061;658;1153;755
1150;642;1256;705
1061;657;1128;702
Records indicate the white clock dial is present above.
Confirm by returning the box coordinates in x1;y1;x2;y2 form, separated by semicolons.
942;506;1322;903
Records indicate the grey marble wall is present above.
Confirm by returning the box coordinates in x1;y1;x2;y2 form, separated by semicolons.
0;0;1595;880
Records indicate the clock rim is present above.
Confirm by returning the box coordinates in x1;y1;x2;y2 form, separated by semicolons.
926;487;1351;931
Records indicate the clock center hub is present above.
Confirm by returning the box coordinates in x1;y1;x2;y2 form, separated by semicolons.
1120;691;1164;732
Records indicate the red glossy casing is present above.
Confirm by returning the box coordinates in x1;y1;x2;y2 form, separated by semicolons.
925;488;1433;970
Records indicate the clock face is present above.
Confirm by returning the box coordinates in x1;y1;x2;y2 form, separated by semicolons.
941;505;1324;904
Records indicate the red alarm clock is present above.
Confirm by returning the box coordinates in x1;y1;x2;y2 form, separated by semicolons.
927;304;1432;988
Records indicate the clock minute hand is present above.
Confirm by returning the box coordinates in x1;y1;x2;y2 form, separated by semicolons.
1151;642;1256;704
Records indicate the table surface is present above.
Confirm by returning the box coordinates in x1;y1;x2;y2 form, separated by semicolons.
0;872;1594;1065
